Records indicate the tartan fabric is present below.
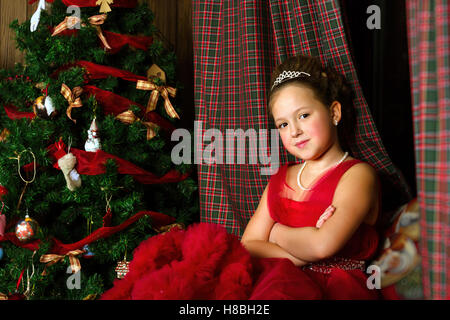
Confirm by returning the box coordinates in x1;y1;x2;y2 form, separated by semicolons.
192;0;411;238
406;0;450;300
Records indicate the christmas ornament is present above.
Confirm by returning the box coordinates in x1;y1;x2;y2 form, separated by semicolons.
32;95;57;119
58;153;82;191
115;258;130;279
147;64;166;84
15;214;39;242
0;185;8;199
83;244;95;258
0;247;4;260
96;0;114;13
115;241;130;279
84;117;101;152
30;0;46;32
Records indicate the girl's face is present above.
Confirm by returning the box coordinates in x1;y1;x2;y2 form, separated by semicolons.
271;84;340;161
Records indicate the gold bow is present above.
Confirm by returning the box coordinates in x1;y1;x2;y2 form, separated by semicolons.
116;110;159;140
0;128;10;142
87;14;112;50
61;84;83;123
40;249;85;276
52;14;111;50
136;79;179;119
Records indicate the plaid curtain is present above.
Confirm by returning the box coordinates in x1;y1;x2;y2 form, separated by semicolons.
192;0;411;238
406;0;449;300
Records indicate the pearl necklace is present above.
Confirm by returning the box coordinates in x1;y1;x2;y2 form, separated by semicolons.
297;152;349;191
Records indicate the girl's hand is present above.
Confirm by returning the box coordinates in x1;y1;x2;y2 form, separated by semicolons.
289;255;306;267
316;205;336;228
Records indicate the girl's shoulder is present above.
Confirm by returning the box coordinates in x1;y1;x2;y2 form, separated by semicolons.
341;157;377;180
337;157;380;203
335;158;380;226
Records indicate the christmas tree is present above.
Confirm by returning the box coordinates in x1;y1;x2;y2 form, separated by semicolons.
0;0;198;300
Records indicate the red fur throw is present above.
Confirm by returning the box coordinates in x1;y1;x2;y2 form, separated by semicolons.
101;223;254;300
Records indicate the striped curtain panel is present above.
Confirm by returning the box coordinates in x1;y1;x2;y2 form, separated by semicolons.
406;0;449;300
192;0;411;238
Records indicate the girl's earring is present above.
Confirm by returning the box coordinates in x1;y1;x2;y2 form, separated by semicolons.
334;120;338;126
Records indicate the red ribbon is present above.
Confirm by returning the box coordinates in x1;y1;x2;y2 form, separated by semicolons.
76;60;147;82
47;140;189;184
50;28;153;53
51;210;175;255
82;85;176;133
52;60;148;83
103;31;153;53
3;105;35;120
0;232;41;251
0;210;175;255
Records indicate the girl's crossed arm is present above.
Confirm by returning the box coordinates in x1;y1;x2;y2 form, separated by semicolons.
240;184;311;267
269;163;379;262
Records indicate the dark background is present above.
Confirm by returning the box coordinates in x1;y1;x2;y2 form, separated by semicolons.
341;0;417;197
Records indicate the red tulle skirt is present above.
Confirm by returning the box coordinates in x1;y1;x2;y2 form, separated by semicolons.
101;223;380;300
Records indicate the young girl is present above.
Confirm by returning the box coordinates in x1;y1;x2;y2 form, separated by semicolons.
241;54;381;299
101;54;382;300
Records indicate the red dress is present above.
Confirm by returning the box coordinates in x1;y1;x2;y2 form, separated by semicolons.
249;159;381;299
101;159;381;300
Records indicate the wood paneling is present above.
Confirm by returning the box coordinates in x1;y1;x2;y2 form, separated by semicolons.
0;0;194;126
0;0;37;69
142;0;194;128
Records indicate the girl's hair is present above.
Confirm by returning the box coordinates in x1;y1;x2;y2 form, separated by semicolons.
268;54;356;152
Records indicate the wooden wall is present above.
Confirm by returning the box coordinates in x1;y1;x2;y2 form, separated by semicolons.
0;0;194;127
0;0;37;69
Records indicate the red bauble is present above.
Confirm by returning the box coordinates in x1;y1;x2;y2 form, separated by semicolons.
15;215;39;242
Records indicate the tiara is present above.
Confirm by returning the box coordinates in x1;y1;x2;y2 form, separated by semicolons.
271;70;311;90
